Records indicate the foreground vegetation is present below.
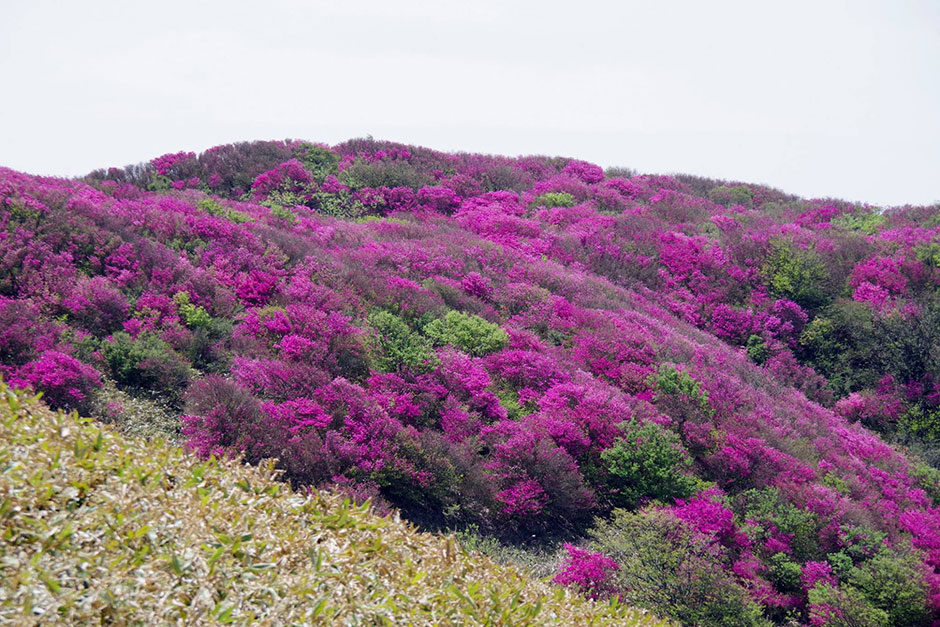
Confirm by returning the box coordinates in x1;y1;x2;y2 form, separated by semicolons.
0;384;665;625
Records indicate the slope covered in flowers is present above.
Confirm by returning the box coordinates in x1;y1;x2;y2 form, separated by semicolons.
1;138;939;624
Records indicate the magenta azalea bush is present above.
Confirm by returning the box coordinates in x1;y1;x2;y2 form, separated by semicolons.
2;137;940;624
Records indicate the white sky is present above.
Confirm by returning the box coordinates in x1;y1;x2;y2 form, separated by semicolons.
1;0;938;207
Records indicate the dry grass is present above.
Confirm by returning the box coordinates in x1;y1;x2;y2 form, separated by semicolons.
0;384;670;625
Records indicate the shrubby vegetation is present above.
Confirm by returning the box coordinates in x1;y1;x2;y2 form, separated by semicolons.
0;384;666;625
2;137;940;624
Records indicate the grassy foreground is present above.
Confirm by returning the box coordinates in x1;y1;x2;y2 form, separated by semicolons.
0;384;667;625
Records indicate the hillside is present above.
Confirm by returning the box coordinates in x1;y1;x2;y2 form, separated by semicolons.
0;384;665;625
1;138;939;624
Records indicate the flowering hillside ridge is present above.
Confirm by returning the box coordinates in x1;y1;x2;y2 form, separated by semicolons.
0;137;939;624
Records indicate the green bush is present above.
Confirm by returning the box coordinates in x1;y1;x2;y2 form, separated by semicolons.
762;239;831;310
533;192;576;208
807;583;889;627
424;311;509;357
367;310;438;373
589;509;770;626
601;419;698;508
651;364;715;427
268;204;298;225
174;291;212;329
799;299;940;400
915;242;940;269
845;551;930;625
102;331;191;396
831;210;886;235
313;190;367;219
745;334;770;365
197;198;252;224
292;142;340;181
339;160;433;191
708;185;754;208
767;553;802;593
736;488;819;561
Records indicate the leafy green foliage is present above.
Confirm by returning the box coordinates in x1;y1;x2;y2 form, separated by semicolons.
899;403;940;441
651;364;715;428
601;419;698;508
799;301;880;396
424;311;509;357
102;331;191;397
845;551;930;625
367;310;438;373
745;334;769;365
915;242;940;269
589;509;770;626
808;583;890;627
339;159;434;191
292;142;340;181
800;299;940;399
767;553;802;593
197;198;253;223
831;210;886;235
174;291;212;329
267;204;298;225
708;185;754;208
737;488;820;561
533;192;576;208
762;239;832;309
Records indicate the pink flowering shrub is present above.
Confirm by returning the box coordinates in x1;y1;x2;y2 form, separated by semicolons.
13;350;101;413
553;543;620;599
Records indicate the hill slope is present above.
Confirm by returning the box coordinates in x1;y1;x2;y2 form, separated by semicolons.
1;138;940;624
0;384;664;625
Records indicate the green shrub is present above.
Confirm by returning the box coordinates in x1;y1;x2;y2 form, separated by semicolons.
826;550;855;580
339;160;433;191
533;192;576;208
846;551;930;625
651;364;715;427
768;553;802;593
736;488;819;561
898;403;940;441
268;204;298;225
424;311;509;357
313;190;367;219
915;242;940;269
197;198;252;224
909;462;940;506
708;185;754;208
601;419;698;508
589;509;770;626
102;331;191;396
745;334;770;365
367;310;438;373
762;239;831;310
174;291;212;329
292;142;340;181
831;210;886;235
807;583;889;627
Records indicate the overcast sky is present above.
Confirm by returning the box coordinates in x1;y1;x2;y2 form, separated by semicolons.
1;0;938;207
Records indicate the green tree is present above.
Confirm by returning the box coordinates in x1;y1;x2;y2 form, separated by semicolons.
367;310;438;373
762;239;831;310
601;419;698;508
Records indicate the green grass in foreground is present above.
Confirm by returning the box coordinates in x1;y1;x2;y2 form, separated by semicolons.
0;384;670;625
